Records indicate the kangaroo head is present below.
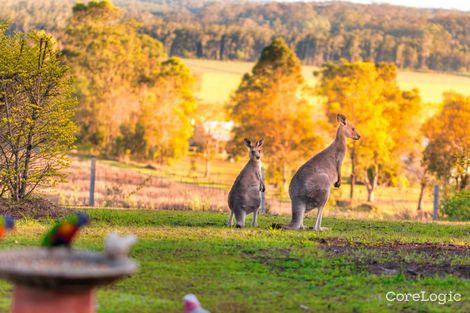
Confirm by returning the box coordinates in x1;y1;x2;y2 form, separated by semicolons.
244;138;264;161
337;114;360;140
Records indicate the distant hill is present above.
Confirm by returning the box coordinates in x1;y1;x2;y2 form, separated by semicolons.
1;0;469;72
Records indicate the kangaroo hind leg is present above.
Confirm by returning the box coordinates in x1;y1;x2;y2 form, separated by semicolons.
313;187;331;231
227;210;234;227
235;210;247;228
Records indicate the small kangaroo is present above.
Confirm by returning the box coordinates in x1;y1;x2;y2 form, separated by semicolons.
277;114;360;231
228;138;265;228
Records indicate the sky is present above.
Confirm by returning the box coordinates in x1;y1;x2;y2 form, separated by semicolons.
278;0;470;11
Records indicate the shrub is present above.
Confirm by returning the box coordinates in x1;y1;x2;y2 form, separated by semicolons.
441;190;470;221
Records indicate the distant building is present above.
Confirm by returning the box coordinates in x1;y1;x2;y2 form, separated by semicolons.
192;120;234;155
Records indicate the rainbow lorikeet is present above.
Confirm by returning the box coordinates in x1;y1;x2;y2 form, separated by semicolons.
0;215;15;239
41;212;90;247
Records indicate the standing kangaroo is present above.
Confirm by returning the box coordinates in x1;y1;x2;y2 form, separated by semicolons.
228;138;265;228
277;114;360;231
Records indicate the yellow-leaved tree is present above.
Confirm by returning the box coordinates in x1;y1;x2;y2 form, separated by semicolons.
422;92;470;190
229;38;323;190
138;58;197;163
316;61;421;202
65;0;196;162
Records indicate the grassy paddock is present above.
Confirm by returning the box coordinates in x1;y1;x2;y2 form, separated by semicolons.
0;209;468;312
44;156;435;217
183;58;470;105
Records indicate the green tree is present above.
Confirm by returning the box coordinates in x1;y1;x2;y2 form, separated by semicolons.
0;24;77;200
229;38;322;189
422;92;470;190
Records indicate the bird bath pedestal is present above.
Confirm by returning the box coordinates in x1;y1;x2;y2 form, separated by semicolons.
0;248;137;313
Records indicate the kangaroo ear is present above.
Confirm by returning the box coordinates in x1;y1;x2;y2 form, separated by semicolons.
244;138;252;148
256;138;264;147
337;114;347;125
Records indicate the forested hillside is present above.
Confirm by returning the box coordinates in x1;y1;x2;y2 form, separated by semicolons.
1;0;469;72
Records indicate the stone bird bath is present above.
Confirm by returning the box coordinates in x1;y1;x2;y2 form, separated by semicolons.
0;236;137;313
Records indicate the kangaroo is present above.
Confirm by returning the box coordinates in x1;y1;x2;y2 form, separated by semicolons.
228;138;265;228
276;114;360;231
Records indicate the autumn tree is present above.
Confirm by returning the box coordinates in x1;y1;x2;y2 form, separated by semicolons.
65;0;162;150
404;146;431;212
138;57;196;163
229;38;322;189
65;0;196;162
422;92;470;190
0;24;77;200
378;64;422;186
316;61;422;202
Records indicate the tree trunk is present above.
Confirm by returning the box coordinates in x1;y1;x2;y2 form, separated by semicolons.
204;137;212;178
350;173;355;200
19;40;46;199
204;156;210;178
281;162;287;193
366;165;378;202
349;148;356;199
460;172;468;190
219;35;226;60
19;110;38;198
3;85;20;201
417;181;426;211
366;186;374;202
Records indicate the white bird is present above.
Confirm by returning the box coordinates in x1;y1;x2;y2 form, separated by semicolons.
104;232;137;259
183;294;210;313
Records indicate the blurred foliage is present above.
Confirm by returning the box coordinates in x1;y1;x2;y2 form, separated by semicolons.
2;0;469;72
441;190;470;221
422;92;470;190
64;0;196;162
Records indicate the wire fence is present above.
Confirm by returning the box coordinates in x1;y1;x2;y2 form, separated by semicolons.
41;157;437;220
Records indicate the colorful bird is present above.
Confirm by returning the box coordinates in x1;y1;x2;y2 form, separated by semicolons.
41;212;90;247
0;215;15;239
184;294;210;313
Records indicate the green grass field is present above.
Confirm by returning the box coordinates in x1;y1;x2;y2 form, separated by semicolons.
0;210;468;312
183;58;470;107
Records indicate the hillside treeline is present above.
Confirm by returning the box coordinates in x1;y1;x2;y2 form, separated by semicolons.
1;0;469;72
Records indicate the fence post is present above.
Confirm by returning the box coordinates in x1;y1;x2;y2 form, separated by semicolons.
89;157;96;207
432;184;439;221
260;166;266;214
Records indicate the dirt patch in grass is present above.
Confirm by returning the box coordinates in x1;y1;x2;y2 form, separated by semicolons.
0;197;73;219
316;238;470;279
240;247;297;272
